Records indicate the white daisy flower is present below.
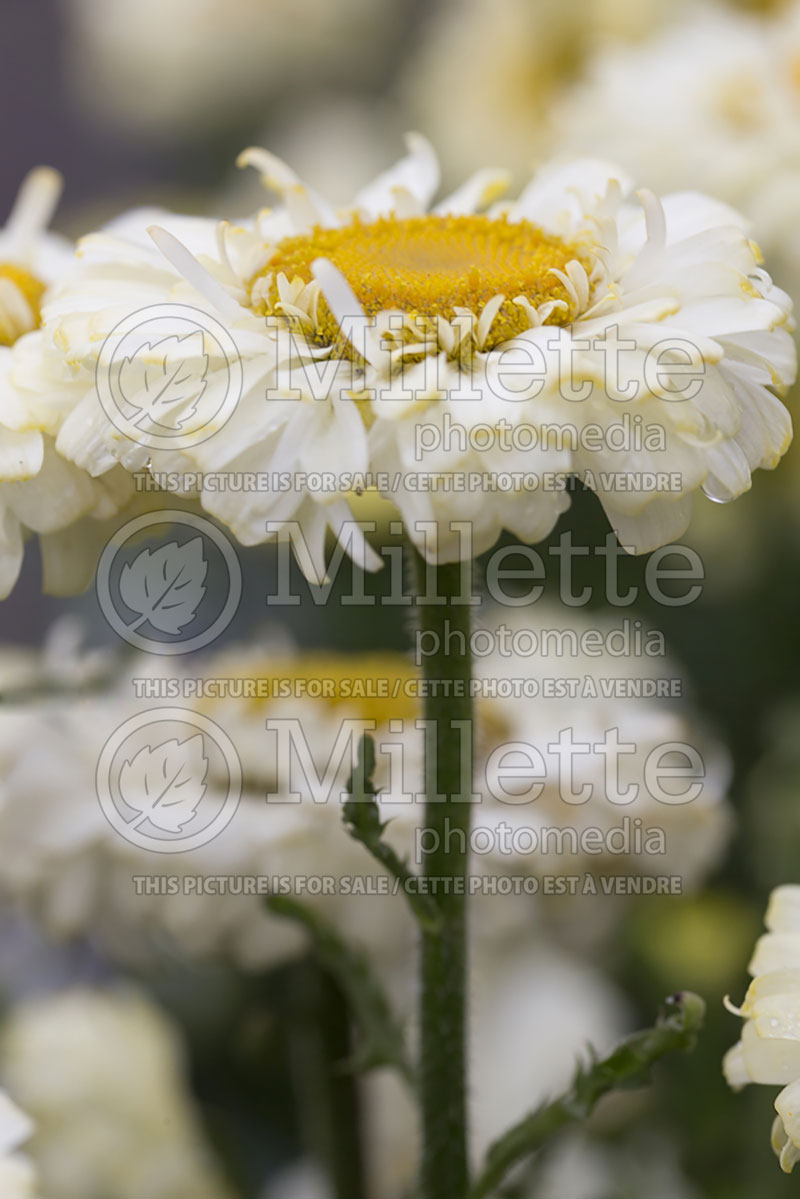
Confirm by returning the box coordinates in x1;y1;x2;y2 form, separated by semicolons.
723;884;800;1172
0;608;732;970
333;151;794;560
0;987;233;1199
4;138;793;579
0;1089;37;1199
0;170;134;597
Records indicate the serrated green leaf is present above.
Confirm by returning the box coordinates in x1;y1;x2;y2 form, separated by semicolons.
469;991;706;1199
343;734;440;933
266;894;414;1086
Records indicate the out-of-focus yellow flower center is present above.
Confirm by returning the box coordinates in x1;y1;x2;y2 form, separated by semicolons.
197;651;421;726
0;263;46;346
715;71;768;131
789;54;800;93
252;213;586;351
195;650;514;765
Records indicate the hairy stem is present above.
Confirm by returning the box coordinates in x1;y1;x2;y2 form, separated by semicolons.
413;551;474;1198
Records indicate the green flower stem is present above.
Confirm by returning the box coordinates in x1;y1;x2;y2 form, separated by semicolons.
413;551;475;1198
315;967;368;1199
286;958;368;1199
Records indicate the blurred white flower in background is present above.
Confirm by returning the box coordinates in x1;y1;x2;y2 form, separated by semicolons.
549;1;800;568
0;987;233;1199
552;2;800;297
0;606;731;972
263;1161;331;1199
0;638;518;972
362;939;626;1197
533;1130;699;1199
724;885;800;1172
399;0;693;188
472;606;732;892
61;0;403;142
0;1089;37;1198
0;617;114;695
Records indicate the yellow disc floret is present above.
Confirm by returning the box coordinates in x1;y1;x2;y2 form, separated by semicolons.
0;264;47;346
250;213;590;352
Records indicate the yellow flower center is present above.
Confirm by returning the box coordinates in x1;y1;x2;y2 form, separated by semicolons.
0;263;47;346
251;213;587;352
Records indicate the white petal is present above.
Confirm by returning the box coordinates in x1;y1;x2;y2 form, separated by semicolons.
739;1018;800;1085
776;1080;800;1167
236;146;338;228
4;166;63;255
311;258;389;370
353;133;440;218
0;506;23;598
750;933;800;976
147;226;243;321
768;887;800;934
0;430;44;482
434;168;511;216
2;444;96;533
514;158;632;230
598;493;694;555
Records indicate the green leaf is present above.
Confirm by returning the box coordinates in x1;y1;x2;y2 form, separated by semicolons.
266;894;414;1086
343;733;440;932
469;991;706;1199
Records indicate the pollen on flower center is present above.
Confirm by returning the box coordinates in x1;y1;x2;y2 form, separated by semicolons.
0;263;47;346
250;214;589;351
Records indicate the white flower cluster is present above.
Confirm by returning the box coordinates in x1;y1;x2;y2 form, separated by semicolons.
724;885;800;1172
0;987;233;1199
